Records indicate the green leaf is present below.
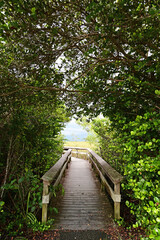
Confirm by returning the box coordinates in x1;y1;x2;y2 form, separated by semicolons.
149;234;156;239
155;90;160;95
53;207;58;214
62;187;65;196
27;212;38;224
18;176;25;184
149;201;154;207
31;7;36;14
149;6;158;15
0;201;5;207
31;206;36;212
154;197;160;203
156;218;160;223
136;3;142;11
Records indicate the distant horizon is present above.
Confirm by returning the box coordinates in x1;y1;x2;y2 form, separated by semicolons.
61;119;88;142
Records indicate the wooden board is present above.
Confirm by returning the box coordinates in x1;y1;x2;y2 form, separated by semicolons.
51;157;113;230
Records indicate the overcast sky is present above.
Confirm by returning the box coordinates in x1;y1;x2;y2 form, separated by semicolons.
61;119;88;141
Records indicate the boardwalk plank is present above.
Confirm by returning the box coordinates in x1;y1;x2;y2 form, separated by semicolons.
52;157;113;230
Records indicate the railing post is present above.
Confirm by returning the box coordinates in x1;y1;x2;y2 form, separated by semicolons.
67;152;72;168
114;182;120;219
42;181;50;223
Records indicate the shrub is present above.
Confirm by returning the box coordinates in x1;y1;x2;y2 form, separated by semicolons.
121;112;160;239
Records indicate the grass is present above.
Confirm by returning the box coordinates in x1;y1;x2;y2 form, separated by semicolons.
64;141;97;150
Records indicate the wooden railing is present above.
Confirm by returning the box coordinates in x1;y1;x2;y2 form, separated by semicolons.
88;149;123;219
41;149;72;223
64;147;123;219
41;147;123;223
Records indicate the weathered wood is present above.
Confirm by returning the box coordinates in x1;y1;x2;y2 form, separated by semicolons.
88;149;123;185
89;155;121;203
114;202;120;219
41;147;123;223
66;147;123;184
42;182;49;223
73;148;123;219
64;146;88;151
53;155;71;187
41;150;71;223
41;149;72;184
114;183;121;219
114;182;120;194
53;157;113;230
88;151;122;219
66;154;71;168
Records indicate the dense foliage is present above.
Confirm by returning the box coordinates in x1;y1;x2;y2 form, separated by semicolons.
121;112;160;239
0;99;69;236
0;0;160;239
78;117;123;172
0;1;71;236
79;113;160;239
1;0;159;120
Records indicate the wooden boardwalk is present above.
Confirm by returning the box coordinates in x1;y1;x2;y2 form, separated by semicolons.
52;157;113;230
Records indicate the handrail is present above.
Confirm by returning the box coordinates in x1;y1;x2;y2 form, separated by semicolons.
64;146;88;150
41;149;72;223
64;147;123;219
41;147;123;223
41;149;72;184
88;149;123;184
88;148;123;219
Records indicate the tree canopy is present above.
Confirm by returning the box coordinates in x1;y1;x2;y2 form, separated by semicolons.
1;0;159;118
0;0;160;238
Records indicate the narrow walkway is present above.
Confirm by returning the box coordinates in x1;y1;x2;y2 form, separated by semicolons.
53;157;113;230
